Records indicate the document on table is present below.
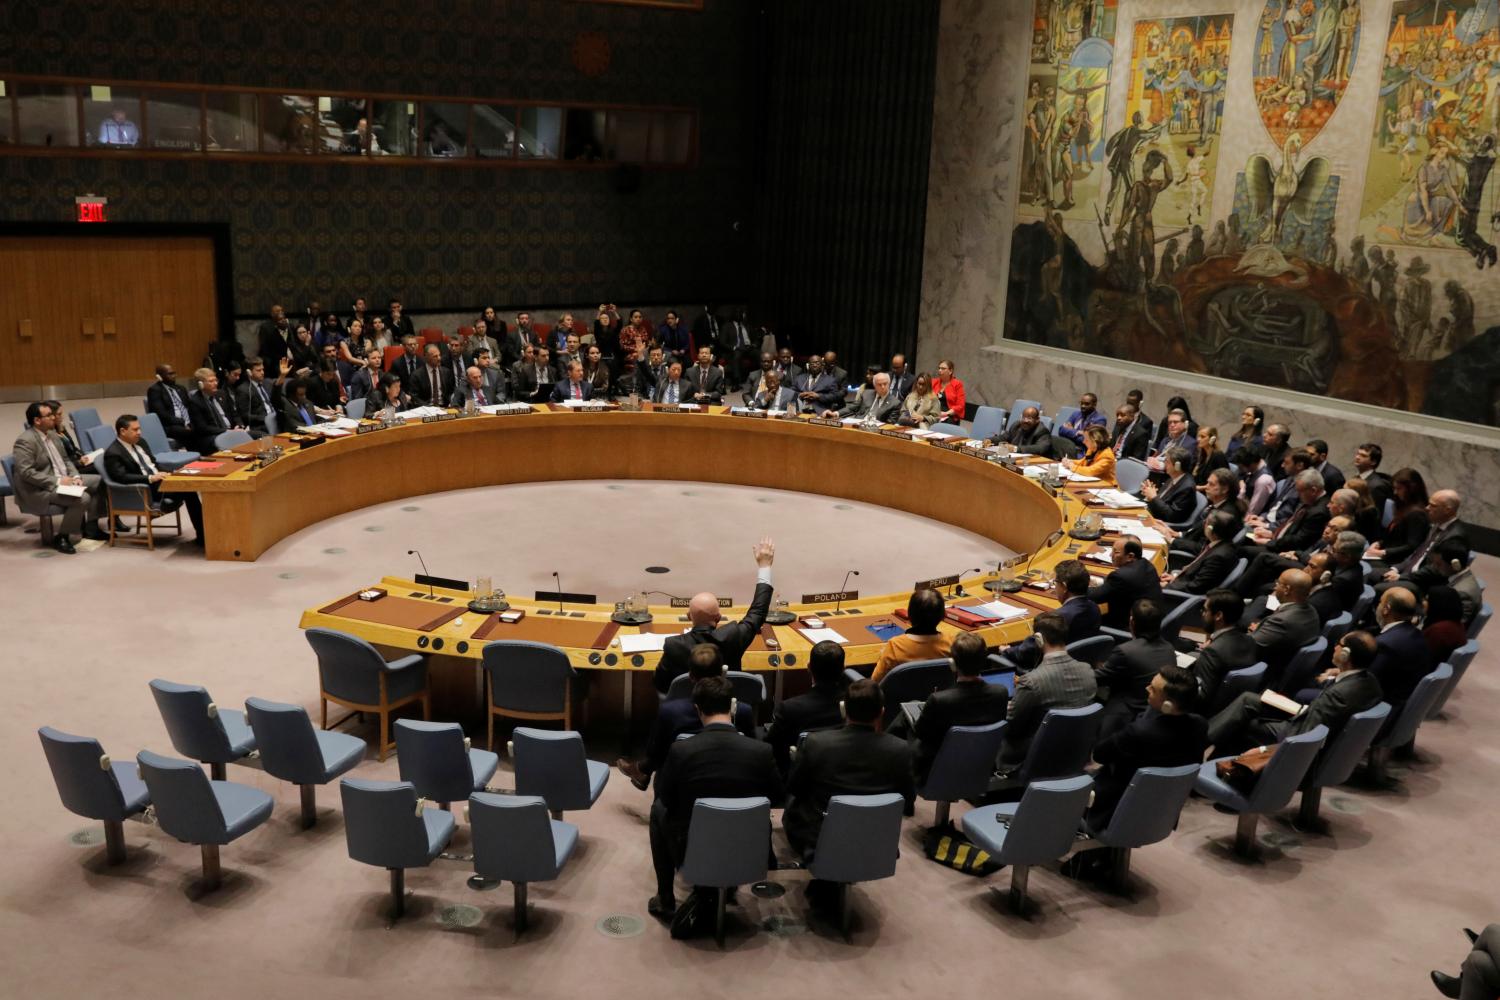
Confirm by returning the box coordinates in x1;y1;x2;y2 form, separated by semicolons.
796;626;852;644
959;600;1030;622
397;406;447;420
1089;489;1148;509
905;428;936;438
1100;518;1166;546
617;632;669;654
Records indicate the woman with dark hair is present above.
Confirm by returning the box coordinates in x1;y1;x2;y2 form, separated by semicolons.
367;371;411;416
1192;425;1229;485
1368;467;1430;563
1153;394;1198;451
1423;585;1468;666
288;325;320;376
1065;424;1117;484
582;343;610;396
931;359;966;425
1227;405;1264;455
339;319;375;381
901;373;941;428
1345;477;1384;541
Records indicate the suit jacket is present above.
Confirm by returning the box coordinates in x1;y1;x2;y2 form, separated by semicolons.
912;680;1010;779
278;395;319;431
255;321;293;367
386;313;415;341
1095;636;1177;721
796;371;845;411
1369;621;1431;708
1171;498;1244;556
391;351;425;390
453;376;505;407
410;365;455;407
654;581;774;691
644;698;755;773
1146;474;1197;523
1267;495;1330;554
366;389;412;415
185;388;233;453
887;369;915;401
1086;709;1208;830
1317;461;1346;494
1278;669;1383;742
639;361;671;393
12;427;81;504
304;375;346;411
1088;558;1162;631
783;726;914;854
765;682;847;776
1362;470;1394;511
1001;595;1102;671
1001;421;1053;455
101;438;178;510
145;380;194;442
1171;540;1238;595
549;379;594;403
1380;508;1430;565
654;723;784;841
685;364;726;404
1000;650;1097;766
1252;600;1321;687
1056;407;1108;445
839;388;900;423
1190;626;1259;704
652;378;693;405
235;379;280;435
1398;519;1472;577
499;329;526;368
750;386;798;412
1110;419;1152;461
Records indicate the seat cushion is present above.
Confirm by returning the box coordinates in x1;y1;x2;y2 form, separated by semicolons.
1193;759;1251;812
550;819;580;872
423;808;457;859
111;761;151;817
584;759;610;804
211;781;275;842
152;450;199;471
957;803;1014;857
315;729;367;783
218;708;257;757
468;749;500;790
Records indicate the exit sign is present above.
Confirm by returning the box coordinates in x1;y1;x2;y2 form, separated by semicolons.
75;195;108;223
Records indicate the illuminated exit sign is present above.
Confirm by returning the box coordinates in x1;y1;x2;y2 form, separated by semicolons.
75;194;108;223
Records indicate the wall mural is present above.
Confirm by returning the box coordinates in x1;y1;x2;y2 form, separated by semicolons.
1006;0;1500;428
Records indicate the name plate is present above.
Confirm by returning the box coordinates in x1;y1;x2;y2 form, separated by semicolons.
808;417;844;428
801;590;858;604
735;409;769;419
421;413;458;423
669;596;734;608
880;428;913;439
930;437;968;451
355;423;384;435
488;407;533;417
914;574;960;591
655;403;685;413
1038;481;1058;497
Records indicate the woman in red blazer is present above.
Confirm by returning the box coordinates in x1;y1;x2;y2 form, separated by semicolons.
932;359;965;425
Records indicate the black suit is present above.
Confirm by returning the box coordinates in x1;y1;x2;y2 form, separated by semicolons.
1170;498;1243;557
1251;600;1321;689
1088;558;1161;631
391;351;425;391
783;725;914;857
235;379;280;437
1086;709;1208;830
1094;636;1178;740
348;367;381;403
1208;670;1383;756
1317;461;1346;494
655;582;774;692
685;364;726;404
1369;621;1431;708
641;699;755;778
765;682;847;776
1171;540;1238;595
102;438;203;538
278;395;319;431
145;381;194;445
1000;595;1102;671
912;680;1009;780
887;370;915;401
1147;475;1197;523
386;313;415;342
1265;495;1331;554
999;421;1052;455
255;321;293;369
1361;470;1394;511
1190;626;1259;706
650;723;784;903
1110;419;1152;461
411;365;454;407
185;388;233;454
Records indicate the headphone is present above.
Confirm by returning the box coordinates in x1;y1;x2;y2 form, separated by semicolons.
1161;700;1176;713
837;700;846;722
1319;570;1332;584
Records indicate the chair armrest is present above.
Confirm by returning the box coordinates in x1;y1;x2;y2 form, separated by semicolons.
1100;626;1131;642
383;653;426;672
843;668;865;684
986;653;1018;672
1161;588;1195;602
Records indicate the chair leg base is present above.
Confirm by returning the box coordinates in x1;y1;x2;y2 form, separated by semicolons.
1296;787;1324;830
838;883;851;942
299;785;317;828
104;820;126;866
715;887;727;948
1007;865;1031;915
210;762;227;782
201;844;222;891
514;882;529;936
389;868;406;920
1110;847;1132;894
1233;813;1260;858
933;800;951;829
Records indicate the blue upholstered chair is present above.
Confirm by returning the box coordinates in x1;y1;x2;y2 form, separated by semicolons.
680;796;772;947
1209;661;1267;714
480;640;586;749
305;627;429;761
1103;594;1203;644
2;455;65;542
38;727;151;865
993;703;1102;795
345;397;367;420
82;425;116;453
243;697;365;827
1297;702;1390;827
806;793;904;940
69;407;103;448
1114;458;1150;496
1162;491;1208;533
95;441;182;548
960;774;1094;914
1428;640;1480;719
1194;725;1328;856
1367;663;1452;783
1006;400;1043;431
664;670;766;714
468;792;578;934
137;412;198;470
1351;585;1377;626
148;678;257;781
0;455;12;526
1467;603;1492;642
509;728;608;819
1320;611;1353;644
927;423;965;438
213;429;253;450
340;779;456;919
969;405;1007;442
1078;763;1199;892
1066;634;1116;667
1277;637;1329;694
136;749;274;890
394;720;499;808
873;658;954;728
916;720;1007;827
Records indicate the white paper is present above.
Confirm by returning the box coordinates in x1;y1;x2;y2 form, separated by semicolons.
797;626;851;644
673;403;702;411
1063;471;1102;483
963;600;1029;622
1100;518;1166;546
905;428;936;438
55;482;86;497
618;632;669;654
1174;651;1196;669
84;448;105;464
1089;489;1148;509
1084;548;1113;564
396;405;447;421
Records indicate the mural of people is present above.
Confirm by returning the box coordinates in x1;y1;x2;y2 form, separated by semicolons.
1253;0;1360;146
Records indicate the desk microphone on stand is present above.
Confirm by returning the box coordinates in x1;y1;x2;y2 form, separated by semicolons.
951;568;982;599
407;549;434;599
834;569;860;614
551;571;564;612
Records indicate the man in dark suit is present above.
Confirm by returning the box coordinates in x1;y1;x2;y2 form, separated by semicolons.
1208;630;1383;755
1164;510;1239;595
648;676;784;928
1169;469;1242;557
185;367;237;453
1239;469;1332;572
910;633;1009;780
1367;587;1431;708
887;354;915;401
993;406;1054;456
997;560;1101;670
1250;569;1322;689
1095;599;1178;740
1305;439;1345;494
652;361;694;405
234;357;282;438
1088;536;1162;631
1141;448;1197;523
749;370;799;413
1375;489;1469;594
104;414;204;544
254;304;293;371
347;347;385;405
1352;442;1393;511
685;346;726;404
392;334;424;390
1109;402;1152;461
145;364;195;446
385;298;415;342
618;645;755;791
1261;423;1291;479
783;679;914;868
1189;588;1259;706
638;346;671;395
831;372;900;423
794;356;844;414
765;640;850;776
998;612;1098;767
654;538;776;693
410;344;454;407
550;360;595;402
453;364;504;408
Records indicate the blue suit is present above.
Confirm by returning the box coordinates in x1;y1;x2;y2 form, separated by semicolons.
550;378;594;402
1368;621;1431;708
1056;407;1107;445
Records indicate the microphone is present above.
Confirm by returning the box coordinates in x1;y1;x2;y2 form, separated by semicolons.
835;570;861;614
951;567;983;599
552;571;564;612
407;549;434;598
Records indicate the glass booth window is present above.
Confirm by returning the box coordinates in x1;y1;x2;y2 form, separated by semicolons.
650;111;693;164
517;106;561;159
15;83;80;147
421;102;470;157
205;92;257;152
472;105;516;159
367;100;414;156
609;110;651;163
260;94;321;154
145;90;203;151
564;108;607;161
83;86;143;148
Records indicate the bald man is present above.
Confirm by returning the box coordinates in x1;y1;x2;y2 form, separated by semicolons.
1248;568;1322;690
653;537;776;693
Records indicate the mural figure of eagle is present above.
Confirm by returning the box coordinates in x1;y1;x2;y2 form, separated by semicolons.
1244;132;1333;244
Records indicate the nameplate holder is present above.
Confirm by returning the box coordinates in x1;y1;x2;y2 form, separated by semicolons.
654;403;684;413
298;435;325;449
879;428;913;439
669;596;734;608
801;590;858;604
930;437;968;451
1039;482;1058;497
735;409;768;419
355;423;384;435
914;574;959;591
488;407;533;417
421;413;457;423
809;417;844;428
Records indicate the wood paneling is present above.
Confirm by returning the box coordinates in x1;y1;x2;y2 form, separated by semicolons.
0;235;216;387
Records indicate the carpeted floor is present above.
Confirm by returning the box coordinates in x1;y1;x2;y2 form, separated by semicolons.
2;396;1495;1000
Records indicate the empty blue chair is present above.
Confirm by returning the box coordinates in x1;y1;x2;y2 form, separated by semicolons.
1428;640;1480;719
480;640;586;749
927;423;965;438
38;727;151;865
1114;458;1150;496
960;774;1094;914
243;697;365;827
1220;557;1249;592
213;429;253;450
1078;763;1199;891
136;749;274;890
148;678;257;781
1104;594;1203;644
468;792;578;934
917;720;1007;827
394;720;499;808
1297;702;1391;827
70;407;103;446
1320;611;1353;644
510;728;608;819
1007;399;1042;431
1277;637;1329;694
1351;585;1377;626
1210;661;1268;714
305;627;429;761
83;424;116;453
969;405;1007;442
345;397;367;420
1038;414;1054;432
874;658;955;728
992;704;1102;796
1468;603;1492;641
137;411;199;470
340;778;456;919
1066;634;1116;667
680;796;771;947
1194;725;1328;856
806;793;904;940
1368;663;1452;783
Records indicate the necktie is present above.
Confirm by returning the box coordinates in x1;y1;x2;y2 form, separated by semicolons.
298;405;311;425
211;396;229;428
257;382;271;413
476;387;486;406
133;443;158;476
1401;526;1442;573
169;387;189;424
1273;505;1304;540
430;368;440;403
668;382;678;404
572;381;581;400
41;433;67;478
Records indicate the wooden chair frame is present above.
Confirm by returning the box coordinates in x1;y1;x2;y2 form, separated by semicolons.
485;674;587;751
321;671;431;762
105;483;183;550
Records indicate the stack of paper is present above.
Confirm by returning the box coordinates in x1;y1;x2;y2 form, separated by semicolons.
1088;489;1148;509
396;405;447;421
796;626;851;644
618;632;669;654
905;428;936;438
958;600;1030;622
1100;519;1168;546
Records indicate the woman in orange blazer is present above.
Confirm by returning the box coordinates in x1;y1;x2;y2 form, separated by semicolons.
1065;425;1117;484
932;359;966;425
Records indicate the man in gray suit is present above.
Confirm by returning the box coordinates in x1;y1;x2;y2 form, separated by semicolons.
1249;568;1322;690
451;365;505;408
998;611;1097;767
828;371;901;424
11;401;104;553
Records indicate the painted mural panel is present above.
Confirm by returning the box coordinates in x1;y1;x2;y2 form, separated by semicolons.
1020;0;1119;219
1253;0;1363;146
